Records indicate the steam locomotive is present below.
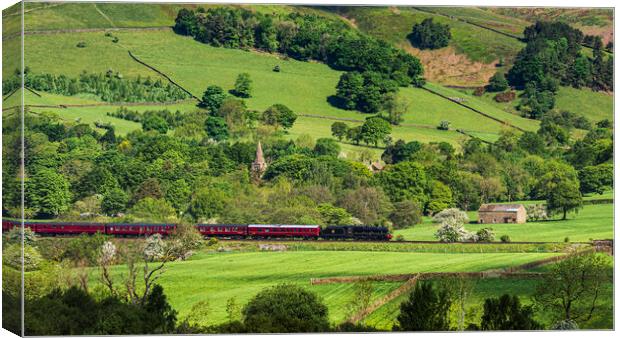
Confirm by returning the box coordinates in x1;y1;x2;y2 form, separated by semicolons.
1;220;392;241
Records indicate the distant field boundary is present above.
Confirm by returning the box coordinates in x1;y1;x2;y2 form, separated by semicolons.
3;26;173;41
583;198;614;205
310;271;545;286
2;99;197;112
348;274;420;323
421;85;526;132
127;50;202;102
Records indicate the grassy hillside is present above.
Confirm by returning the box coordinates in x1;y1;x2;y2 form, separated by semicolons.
17;29;532;150
94;250;558;326
394;203;613;242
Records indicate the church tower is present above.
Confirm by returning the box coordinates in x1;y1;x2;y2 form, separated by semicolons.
251;141;267;181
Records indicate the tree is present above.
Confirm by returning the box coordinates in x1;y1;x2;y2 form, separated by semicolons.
480;294;542;330
233;73;252;98
374;161;427;203
339;187;393;225
533;253;611;325
262;104;297;130
204;116;229;141
200;85;228;113
130;198;177;222
330;122;349;141
360;117;392;147
435;218;477;243
314;138;341;157
188;188;228;221
436;275;475;331
409;18;451;50
243;284;330;333
142;115;169;134
578;163;613;195
346;281;374;323
26;168;72;217
389;200;422;229
426;181;453;215
317;203;352;225
335;72;398;113
167;222;204;260
536;161;582;219
396;281;451;331
101;187;129;215
143;284;178;333
487;72;509;92
383;93;408;125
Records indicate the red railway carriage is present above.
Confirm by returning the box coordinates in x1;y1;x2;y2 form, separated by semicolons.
32;221;105;235
248;224;320;239
196;224;247;238
2;220;17;232
104;223;176;236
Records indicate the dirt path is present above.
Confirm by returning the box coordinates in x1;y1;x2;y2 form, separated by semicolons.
93;4;116;28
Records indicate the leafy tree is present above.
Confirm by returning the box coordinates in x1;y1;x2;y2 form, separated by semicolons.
374;161;428;203
480;294;542;330
142;115;169;134
331;122;349;141
335;72;398;113
188;188;229;221
233;73;252;98
435;218;476;242
262;104;297;130
174;8;197;35
314;138;341;157
26;168;72;217
383;93;408;125
476;228;495;242
409;18;451;50
389;200;422;229
345;281;374;322
317;203;352;225
339;186;392;225
346;126;363;145
426;181;453;215
536;161;582;219
361;116;392;147
130;198;177;222
533;253;611;325
487;72;509;92
200;85;228;113
243;284;330;333
396;281;451;331
578;163;613;195
381;140;422;165
101;187;129;215
204;116;229;141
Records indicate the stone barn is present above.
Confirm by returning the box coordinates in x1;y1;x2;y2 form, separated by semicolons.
478;204;527;224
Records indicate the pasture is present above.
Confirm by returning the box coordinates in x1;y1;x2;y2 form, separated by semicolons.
94;250;560;326
393;203;613;242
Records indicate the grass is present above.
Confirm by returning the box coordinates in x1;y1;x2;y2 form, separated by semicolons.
94;250;559;326
394;203;613;242
365;276;613;330
554;86;614;123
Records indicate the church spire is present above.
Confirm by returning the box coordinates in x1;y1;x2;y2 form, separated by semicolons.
251;141;267;181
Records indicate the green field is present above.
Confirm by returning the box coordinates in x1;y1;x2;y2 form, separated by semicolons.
365;276;613;330
94;250;559;326
394;203;613;242
15;29;536;149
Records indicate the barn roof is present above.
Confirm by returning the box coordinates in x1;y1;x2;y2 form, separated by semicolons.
478;204;524;212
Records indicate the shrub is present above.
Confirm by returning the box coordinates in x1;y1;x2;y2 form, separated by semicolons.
500;235;511;243
208;237;219;246
112;37;119;43
486;72;509;92
493;91;516;103
437;120;450;130
473;87;485;96
408;18;451;50
432;208;469;224
104;32;112;37
476;228;495;242
76;41;87;48
273;65;280;72
395;234;405;242
551;319;579;330
525;204;548;221
435;219;477;243
564;237;570;243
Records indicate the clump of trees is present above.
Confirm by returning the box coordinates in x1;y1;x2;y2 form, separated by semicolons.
3;70;190;102
408;18;451;50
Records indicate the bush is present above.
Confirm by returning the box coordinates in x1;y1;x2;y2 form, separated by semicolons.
104;32;112;37
473;87;485;96
486;72;509;92
437;120;450;130
493;91;516;102
500;235;511;243
564;237;570;243
395;234;405;242
432;208;469;224
112;37;119;43
76;41;87;48
243;284;329;333
408;18;451;50
208;237;219;246
273;65;280;72
476;228;495;242
435;219;477;243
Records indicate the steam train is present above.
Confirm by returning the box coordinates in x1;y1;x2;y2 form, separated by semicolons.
1;220;392;241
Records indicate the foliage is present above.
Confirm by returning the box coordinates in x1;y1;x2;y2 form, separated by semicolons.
525;204;548;221
142;115;169;134
480;294;542;330
435;219;477;243
130;197;177;222
437;120;450;130
360;116;392;147
486;72;509;92
408;18;451;50
536;160;582;219
200;85;228;113
476;228;495;242
25;168;72;217
261;104;297;130
242;284;330;333
317;203;352;225
432;208;469;224
500;235;511;243
578;163;613;195
204;116;229;141
330;122;349;141
233;73;252;98
4;71;189;101
396;281;451;331
533;253;611;325
389;200;422;229
4;226;38;246
374;161;427;203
